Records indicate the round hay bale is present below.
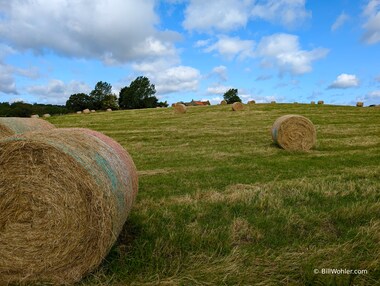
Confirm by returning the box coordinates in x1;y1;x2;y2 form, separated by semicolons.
106;108;112;112
271;101;276;104
310;101;316;105
91;110;96;113
174;103;186;113
171;103;176;107
356;102;364;107
31;114;39;118
0;128;138;285
83;109;91;114
0;117;55;139
220;100;227;105
43;114;51;118
232;102;244;111
248;100;256;104
271;115;316;151
76;111;82;114
317;100;324;105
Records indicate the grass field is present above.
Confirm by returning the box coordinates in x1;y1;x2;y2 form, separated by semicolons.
48;103;380;285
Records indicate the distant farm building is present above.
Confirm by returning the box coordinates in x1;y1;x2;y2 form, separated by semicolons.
184;100;211;106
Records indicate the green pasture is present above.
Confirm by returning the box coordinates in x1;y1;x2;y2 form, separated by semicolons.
48;103;380;285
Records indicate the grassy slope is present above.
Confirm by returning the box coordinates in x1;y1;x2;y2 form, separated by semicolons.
48;104;380;285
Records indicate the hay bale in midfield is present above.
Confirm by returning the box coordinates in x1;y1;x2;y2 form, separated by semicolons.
76;111;82;114
220;100;227;105
271;115;316;151
174;103;186;113
232;102;244;111
311;101;316;105
106;108;112;112
0;117;55;139
0;128;138;285
43;114;51;118
317;100;324;105
83;109;91;114
248;100;256;104
356;102;364;107
91;110;96;113
31;114;39;118
271;101;276;104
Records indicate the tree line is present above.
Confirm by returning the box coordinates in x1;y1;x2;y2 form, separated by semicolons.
66;76;168;112
0;102;69;117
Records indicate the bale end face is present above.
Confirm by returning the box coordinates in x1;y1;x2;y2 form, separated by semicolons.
271;115;316;151
220;100;227;105
174;103;186;113
232;102;244;111
356;102;364;107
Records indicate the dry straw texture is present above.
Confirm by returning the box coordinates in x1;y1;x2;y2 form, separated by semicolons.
0;128;138;285
232;102;244;111
271;115;316;151
356;102;364;107
0;117;55;139
174;103;187;113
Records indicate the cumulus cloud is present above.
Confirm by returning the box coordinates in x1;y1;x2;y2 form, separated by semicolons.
133;62;201;95
0;0;180;64
203;36;255;60
251;0;311;28
183;0;251;32
212;66;228;81
328;74;360;89
206;84;233;95
256;33;329;75
27;80;92;104
362;0;380;44
331;12;350;31
0;64;18;94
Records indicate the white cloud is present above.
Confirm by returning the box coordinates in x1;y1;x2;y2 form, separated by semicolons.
328;74;360;89
183;0;252;32
0;64;18;94
133;63;201;95
203;36;255;60
0;0;180;64
212;66;228;81
256;75;273;81
256;33;329;75
368;90;380;98
362;0;380;44
331;12;350;31
27;80;92;105
207;84;233;95
251;0;311;28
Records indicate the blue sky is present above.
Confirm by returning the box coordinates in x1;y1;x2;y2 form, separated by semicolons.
0;0;379;106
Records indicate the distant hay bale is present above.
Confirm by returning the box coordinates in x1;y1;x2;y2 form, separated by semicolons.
248;100;256;104
43;114;51;118
31;114;39;118
317;100;324;105
271;101;276;104
106;108;112;112
174;103;186;113
271;115;316;151
311;101;316;105
220;100;227;105
171;103;176;107
76;111;82;114
232;102;244;111
0;128;138;285
91;110;96;113
83;109;91;114
356;102;364;107
0;117;55;139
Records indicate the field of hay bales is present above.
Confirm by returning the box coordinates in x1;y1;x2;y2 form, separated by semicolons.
47;103;380;285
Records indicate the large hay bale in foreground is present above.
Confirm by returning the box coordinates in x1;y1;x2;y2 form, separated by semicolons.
0;117;55;139
232;102;244;111
0;128;138;285
271;115;316;151
174;103;186;113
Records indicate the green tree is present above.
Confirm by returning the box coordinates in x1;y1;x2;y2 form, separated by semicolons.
66;93;92;111
90;81;116;110
119;76;162;109
223;88;241;104
101;94;119;110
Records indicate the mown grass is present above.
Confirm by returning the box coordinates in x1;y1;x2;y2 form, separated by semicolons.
48;104;380;285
